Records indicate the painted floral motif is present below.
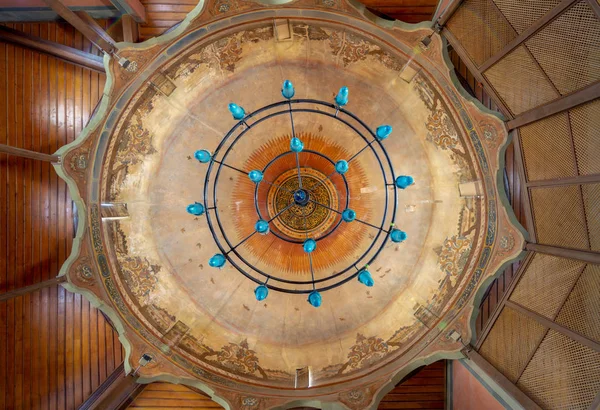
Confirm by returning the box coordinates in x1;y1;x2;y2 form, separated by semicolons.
426;107;459;150
330;31;370;66
215;339;268;379
120;256;161;299
338;334;389;374
116;117;156;166
438;235;472;282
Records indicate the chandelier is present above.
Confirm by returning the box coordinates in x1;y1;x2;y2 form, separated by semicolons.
186;80;414;308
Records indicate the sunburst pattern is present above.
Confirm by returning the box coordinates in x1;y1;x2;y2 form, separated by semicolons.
231;133;374;277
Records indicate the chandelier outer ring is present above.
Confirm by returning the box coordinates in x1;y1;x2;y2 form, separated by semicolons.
202;99;398;293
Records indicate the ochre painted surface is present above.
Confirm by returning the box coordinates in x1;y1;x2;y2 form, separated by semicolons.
452;361;505;410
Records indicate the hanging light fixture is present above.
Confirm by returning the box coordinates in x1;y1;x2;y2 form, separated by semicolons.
188;80;414;308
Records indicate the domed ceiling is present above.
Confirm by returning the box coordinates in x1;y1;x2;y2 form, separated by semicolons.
55;0;525;408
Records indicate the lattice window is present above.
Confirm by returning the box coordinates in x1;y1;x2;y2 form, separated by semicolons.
530;185;589;250
570;98;600;176
447;0;517;66
484;46;559;115
492;0;561;34
509;253;585;319
479;307;547;382
555;264;600;343
525;1;600;95
517;330;600;410
519;112;577;181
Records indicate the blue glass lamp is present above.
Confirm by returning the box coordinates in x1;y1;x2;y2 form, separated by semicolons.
395;175;414;189
248;170;263;183
342;209;356;222
209;253;226;268
255;219;270;235
303;238;316;253
335;160;349;174
376;125;392;140
358;269;374;287
282;80;295;99
194;149;211;163
290;137;304;153
335;86;349;106
228;103;246;120
186;202;205;216
390;229;407;243
255;285;269;301
308;290;322;307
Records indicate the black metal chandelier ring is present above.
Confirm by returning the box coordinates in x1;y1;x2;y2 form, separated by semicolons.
188;83;414;306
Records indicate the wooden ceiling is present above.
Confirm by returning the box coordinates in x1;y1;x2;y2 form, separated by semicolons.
359;0;438;23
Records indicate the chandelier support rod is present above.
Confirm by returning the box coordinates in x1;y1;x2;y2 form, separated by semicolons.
288;101;303;189
308;198;390;234
212;158;295;194
226;231;257;254
348;138;377;163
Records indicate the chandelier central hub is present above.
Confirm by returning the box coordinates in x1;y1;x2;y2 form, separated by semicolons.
293;188;310;207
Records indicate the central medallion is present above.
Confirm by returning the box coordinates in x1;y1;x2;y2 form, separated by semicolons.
267;167;339;241
293;189;310;206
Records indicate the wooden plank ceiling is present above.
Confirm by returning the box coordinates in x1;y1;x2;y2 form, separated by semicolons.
0;21;124;410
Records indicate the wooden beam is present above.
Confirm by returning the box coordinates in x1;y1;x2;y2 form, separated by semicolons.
590;390;600;410
507;81;600;129
78;363;146;410
0;143;61;163
437;0;462;27
475;253;535;349
0;25;104;73
74;11;117;48
463;348;542;410
0;276;66;302
109;0;146;23
42;0;116;54
525;243;600;264
121;14;139;43
526;173;600;188
478;0;578;73
442;28;514;119
512;131;537;242
506;300;600;353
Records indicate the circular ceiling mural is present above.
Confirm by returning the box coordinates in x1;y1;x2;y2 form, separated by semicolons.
55;0;525;408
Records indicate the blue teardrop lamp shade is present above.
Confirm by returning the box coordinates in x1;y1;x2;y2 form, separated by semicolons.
228;103;246;120
255;285;269;301
308;290;322;307
209;253;226;268
376;125;392;140
194;149;211;163
255;219;270;235
290;137;304;153
248;170;263;183
186;202;205;216
282;80;295;99
303;238;316;253
342;208;356;222
395;175;414;189
335;86;349;106
390;229;407;243
335;160;349;174
358;269;374;287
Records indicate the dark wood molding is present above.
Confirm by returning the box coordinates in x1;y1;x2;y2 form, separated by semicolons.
0;276;67;302
505;300;600;353
526;173;600;188
587;0;600;19
525;243;600;264
475;253;534;350
442;28;513;119
109;0;146;23
0;25;105;73
0;143;61;163
78;363;146;410
589;390;600;410
121;14;139;43
463;348;542;410
436;0;463;27
511;131;537;242
42;0;116;54
478;0;578;73
507;81;600;129
74;11;117;48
